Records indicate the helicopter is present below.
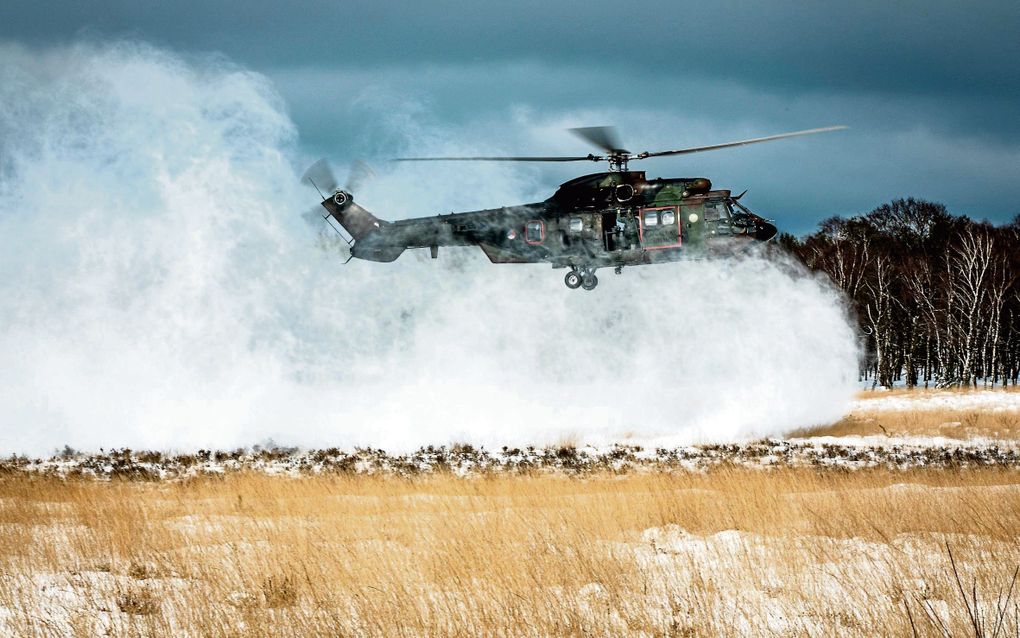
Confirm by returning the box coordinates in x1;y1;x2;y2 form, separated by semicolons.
303;125;846;289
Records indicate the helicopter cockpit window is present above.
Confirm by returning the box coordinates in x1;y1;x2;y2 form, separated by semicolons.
660;210;676;225
704;201;732;222
643;211;659;227
569;217;584;232
526;220;545;244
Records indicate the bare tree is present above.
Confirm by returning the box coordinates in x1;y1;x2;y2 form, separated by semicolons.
949;226;993;386
785;199;1018;389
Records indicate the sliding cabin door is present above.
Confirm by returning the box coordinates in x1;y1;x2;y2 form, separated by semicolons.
638;206;681;250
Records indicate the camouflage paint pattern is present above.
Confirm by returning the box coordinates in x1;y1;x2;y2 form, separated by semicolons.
320;170;777;272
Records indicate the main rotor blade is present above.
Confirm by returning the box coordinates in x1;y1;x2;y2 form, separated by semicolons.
301;158;339;194
638;126;848;159
392;155;599;163
568;126;628;154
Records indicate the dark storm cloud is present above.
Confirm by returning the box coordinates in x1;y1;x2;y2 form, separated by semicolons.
2;0;1018;231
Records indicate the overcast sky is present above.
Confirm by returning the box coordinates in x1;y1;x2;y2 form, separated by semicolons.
2;0;1018;233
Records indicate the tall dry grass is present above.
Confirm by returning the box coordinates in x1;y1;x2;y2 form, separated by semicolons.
793;408;1020;439
2;468;1020;636
793;388;1020;439
856;386;1020;398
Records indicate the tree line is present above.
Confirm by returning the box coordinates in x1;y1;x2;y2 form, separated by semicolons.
779;198;1020;388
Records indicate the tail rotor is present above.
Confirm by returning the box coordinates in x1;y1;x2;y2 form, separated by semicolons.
301;158;385;262
301;158;373;261
301;158;340;198
302;158;375;199
344;159;376;194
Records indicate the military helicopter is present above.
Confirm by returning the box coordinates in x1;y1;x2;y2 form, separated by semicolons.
303;125;846;289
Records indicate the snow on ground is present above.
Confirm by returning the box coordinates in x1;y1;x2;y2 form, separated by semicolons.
5;437;1020;479
6;528;1002;637
4;390;1018;479
627;525;1016;636
851;389;1020;413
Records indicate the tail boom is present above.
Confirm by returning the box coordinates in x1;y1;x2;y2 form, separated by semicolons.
320;191;405;263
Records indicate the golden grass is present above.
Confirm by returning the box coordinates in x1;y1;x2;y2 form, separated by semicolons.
855;386;1020;399
787;387;1020;439
3;468;1020;636
793;408;1020;439
795;411;1019;444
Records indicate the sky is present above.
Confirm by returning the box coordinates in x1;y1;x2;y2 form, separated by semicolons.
2;0;1018;233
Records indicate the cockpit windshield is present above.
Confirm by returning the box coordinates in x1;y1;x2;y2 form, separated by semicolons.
703;200;733;222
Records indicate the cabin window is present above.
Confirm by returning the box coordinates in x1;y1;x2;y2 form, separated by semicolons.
660;211;676;225
643;211;659;227
569;217;584;232
526;220;545;244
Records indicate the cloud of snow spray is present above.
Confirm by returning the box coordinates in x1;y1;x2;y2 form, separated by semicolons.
0;43;859;455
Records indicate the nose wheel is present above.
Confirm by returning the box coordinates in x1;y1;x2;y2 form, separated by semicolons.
564;267;599;290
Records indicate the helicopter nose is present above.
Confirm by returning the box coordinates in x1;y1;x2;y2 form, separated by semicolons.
755;221;778;242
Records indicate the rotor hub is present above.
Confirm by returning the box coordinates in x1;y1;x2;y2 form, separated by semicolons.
606;153;630;172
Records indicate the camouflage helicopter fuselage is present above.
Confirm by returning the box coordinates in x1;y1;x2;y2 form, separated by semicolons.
320;170;777;289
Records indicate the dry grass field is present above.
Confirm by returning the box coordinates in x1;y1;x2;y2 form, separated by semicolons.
796;387;1020;440
796;411;1020;439
4;468;1020;636
3;390;1020;637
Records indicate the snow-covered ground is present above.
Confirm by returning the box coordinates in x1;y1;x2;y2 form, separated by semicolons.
851;389;1020;413
4;390;1018;479
629;524;1019;636
5;437;1020;479
6;526;1009;637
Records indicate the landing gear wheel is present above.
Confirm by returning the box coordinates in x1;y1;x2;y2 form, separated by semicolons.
581;273;599;290
564;271;582;289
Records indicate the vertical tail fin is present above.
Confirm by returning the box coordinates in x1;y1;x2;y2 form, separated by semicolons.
302;160;402;262
321;191;404;262
320;191;383;240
